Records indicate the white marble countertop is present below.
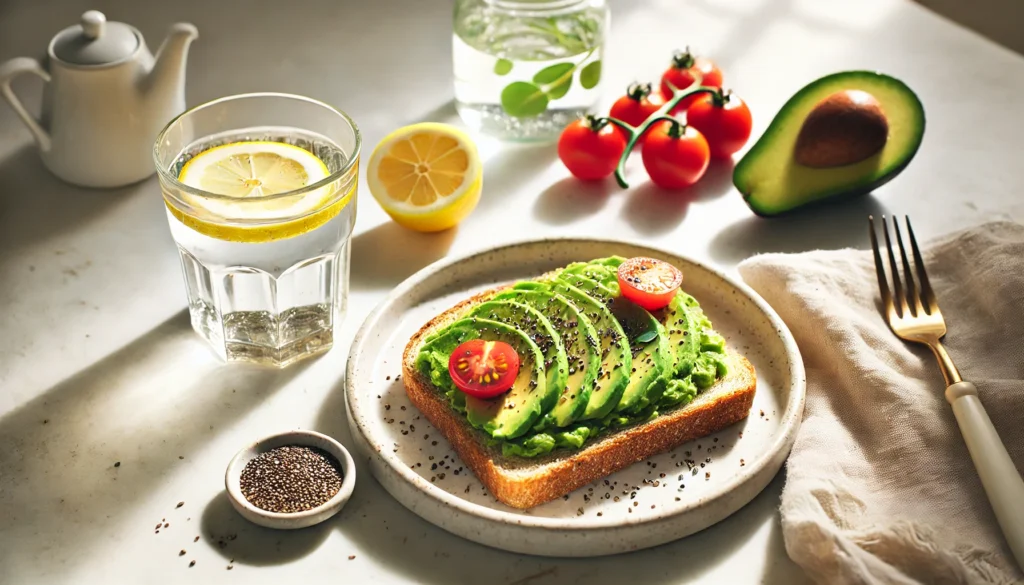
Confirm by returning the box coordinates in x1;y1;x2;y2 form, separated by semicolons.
2;0;1023;583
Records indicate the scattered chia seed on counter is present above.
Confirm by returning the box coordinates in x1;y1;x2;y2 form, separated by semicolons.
239;446;343;513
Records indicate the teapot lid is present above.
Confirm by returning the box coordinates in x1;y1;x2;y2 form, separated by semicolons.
50;11;139;65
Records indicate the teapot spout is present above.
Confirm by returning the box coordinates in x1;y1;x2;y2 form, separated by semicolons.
145;22;198;102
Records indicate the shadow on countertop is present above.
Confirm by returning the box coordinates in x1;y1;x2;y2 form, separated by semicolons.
0;309;312;576
0;146;138;253
403;99;459;126
349;221;457;292
688;158;737;203
533;155;736;233
708;195;889;265
621;181;692;236
533;176;615;226
199;491;331;566
479;143;558;215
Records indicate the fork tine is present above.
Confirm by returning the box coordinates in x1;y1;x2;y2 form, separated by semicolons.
881;215;908;318
868;215;895;319
906;217;939;314
893;217;921;317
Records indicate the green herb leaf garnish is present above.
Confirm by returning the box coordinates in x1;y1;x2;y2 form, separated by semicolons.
533;62;575;100
493;58;513;76
500;82;550;118
635;329;658;344
498;47;600;119
536;62;577;99
580;59;602;89
532;64;573;84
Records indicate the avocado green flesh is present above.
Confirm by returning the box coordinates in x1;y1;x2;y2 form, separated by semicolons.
416;257;729;458
610;298;672;413
734;71;926;216
549;275;631;421
466;300;568;416
561;262;621;294
416;317;549;440
558;262;672;413
657;293;701;377
491;287;599;427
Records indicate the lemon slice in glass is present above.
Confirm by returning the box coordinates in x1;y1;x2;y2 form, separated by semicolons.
367;123;482;232
169;140;355;243
177;141;331;219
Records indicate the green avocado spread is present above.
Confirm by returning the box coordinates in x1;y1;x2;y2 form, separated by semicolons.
414;256;728;459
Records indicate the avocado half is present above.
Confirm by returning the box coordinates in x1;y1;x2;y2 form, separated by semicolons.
733;71;925;216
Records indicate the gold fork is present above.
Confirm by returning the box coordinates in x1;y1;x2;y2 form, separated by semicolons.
870;215;1024;569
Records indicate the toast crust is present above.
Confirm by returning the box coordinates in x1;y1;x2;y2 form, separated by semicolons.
402;286;757;509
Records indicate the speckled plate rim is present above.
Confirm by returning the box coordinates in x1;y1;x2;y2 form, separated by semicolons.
345;236;806;534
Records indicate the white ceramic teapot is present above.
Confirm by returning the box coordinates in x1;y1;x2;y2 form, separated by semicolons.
0;11;198;188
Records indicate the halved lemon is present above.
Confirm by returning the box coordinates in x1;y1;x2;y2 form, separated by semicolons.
367;123;482;232
169;141;354;243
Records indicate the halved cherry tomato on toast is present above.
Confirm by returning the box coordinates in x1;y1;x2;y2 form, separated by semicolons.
686;89;753;159
448;339;520;398
660;48;723;114
617;257;683;310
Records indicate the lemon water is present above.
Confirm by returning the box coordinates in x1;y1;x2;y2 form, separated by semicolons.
453;1;606;141
165;129;356;367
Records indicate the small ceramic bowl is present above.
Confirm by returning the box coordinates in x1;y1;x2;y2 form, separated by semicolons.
225;430;356;530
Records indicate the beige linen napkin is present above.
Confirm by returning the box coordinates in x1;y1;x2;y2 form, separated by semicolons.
737;220;1024;585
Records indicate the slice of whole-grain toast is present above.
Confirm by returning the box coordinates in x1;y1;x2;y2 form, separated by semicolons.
401;286;756;510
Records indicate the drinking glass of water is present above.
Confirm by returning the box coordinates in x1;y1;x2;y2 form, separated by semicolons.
154;93;360;367
453;0;609;141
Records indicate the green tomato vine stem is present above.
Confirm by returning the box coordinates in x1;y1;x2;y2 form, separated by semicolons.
662;116;686;139
710;87;732;107
521;17;591;54
609;84;718;189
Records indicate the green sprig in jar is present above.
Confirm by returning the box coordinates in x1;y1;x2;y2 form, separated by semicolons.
453;0;609;142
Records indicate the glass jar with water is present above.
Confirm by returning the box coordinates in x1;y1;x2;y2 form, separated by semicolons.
453;0;609;141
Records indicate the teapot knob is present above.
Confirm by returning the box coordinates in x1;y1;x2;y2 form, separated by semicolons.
81;10;106;39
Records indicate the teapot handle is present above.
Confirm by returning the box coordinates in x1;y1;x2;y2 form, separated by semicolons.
0;57;52;151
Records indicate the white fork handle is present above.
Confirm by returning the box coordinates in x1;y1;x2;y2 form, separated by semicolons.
946;381;1024;570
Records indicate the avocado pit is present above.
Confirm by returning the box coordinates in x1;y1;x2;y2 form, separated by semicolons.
794;90;889;168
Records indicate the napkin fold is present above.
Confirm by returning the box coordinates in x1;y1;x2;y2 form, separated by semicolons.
737;220;1024;585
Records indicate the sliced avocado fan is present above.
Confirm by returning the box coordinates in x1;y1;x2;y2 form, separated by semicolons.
466;299;568;418
418;317;551;440
548;273;631;421
492;284;600;427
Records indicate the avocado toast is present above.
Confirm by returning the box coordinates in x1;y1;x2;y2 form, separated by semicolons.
402;256;756;509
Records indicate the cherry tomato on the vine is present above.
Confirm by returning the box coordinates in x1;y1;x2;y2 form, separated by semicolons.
686;89;753;159
609;82;664;129
660;48;723;114
641;120;710;189
557;115;628;181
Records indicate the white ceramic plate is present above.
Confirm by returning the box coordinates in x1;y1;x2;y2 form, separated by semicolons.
345;238;805;557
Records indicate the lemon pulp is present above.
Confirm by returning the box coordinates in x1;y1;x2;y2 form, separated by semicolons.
367;123;482;232
167;140;354;243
